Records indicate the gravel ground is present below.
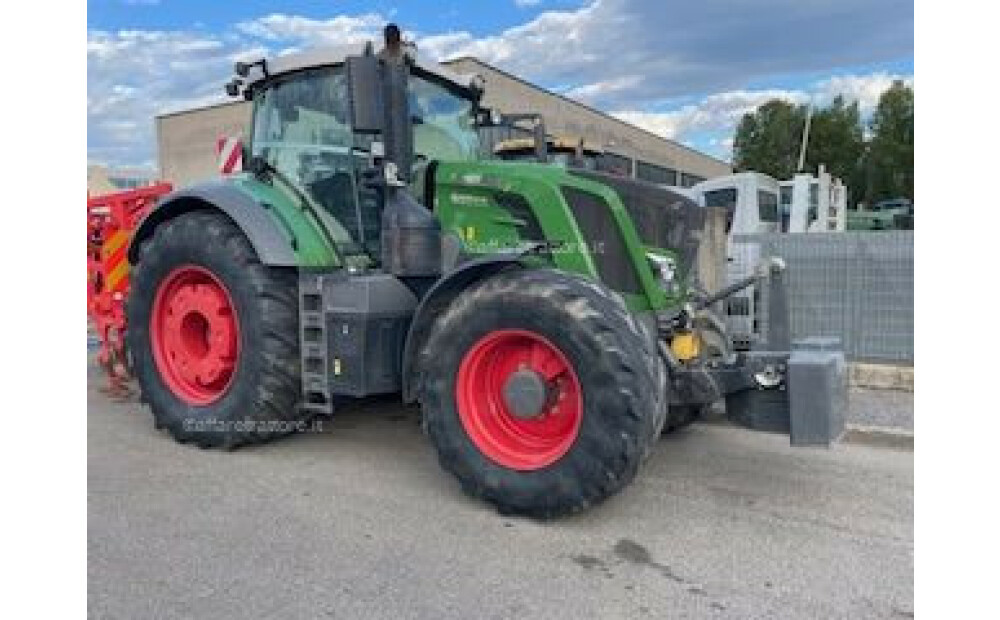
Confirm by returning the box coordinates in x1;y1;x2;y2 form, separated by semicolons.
88;355;913;620
847;388;914;432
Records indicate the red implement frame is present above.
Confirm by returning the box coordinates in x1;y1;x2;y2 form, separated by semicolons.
87;183;173;386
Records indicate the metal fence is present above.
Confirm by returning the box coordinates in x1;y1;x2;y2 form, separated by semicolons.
731;232;914;363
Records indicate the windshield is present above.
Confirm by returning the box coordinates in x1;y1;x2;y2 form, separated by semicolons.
409;75;480;162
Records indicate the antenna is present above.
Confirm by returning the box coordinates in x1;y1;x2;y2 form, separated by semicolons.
797;103;813;172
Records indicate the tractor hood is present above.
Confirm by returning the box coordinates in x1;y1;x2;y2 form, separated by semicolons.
569;170;706;282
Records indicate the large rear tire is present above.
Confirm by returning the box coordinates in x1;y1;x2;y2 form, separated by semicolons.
419;269;663;518
126;211;304;448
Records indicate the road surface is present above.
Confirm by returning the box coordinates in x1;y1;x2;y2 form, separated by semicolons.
88;359;913;619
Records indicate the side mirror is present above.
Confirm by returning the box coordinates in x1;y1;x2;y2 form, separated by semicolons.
346;55;383;134
225;80;241;97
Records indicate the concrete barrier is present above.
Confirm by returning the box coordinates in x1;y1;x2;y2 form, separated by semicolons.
848;363;914;391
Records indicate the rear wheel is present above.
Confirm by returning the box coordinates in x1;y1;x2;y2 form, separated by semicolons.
419;269;663;518
126;211;304;448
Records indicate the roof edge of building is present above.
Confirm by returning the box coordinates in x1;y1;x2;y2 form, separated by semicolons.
156;99;245;121
441;56;730;170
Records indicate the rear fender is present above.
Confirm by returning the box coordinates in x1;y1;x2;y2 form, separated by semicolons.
127;181;298;267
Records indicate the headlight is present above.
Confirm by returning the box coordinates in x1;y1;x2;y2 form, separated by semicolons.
647;252;677;293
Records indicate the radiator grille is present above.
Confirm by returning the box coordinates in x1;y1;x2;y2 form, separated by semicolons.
570;170;704;282
561;186;643;295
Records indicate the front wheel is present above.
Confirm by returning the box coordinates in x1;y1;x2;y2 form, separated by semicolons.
419;269;663;518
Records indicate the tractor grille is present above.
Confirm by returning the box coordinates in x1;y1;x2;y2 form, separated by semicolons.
561;186;643;295
570;171;705;283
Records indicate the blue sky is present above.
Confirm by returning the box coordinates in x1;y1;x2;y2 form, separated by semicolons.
88;0;913;168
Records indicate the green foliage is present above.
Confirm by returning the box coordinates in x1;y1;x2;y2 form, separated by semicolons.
730;81;913;207
865;81;914;203
732;100;805;179
807;96;865;196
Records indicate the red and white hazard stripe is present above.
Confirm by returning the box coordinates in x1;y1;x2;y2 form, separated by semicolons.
217;136;243;174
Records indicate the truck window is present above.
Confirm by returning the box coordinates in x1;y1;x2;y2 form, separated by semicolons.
757;190;778;222
704;188;738;233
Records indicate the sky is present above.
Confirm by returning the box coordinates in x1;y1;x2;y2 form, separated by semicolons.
87;0;914;169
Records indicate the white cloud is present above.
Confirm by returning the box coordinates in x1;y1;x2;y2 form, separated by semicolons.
88;2;912;167
514;0;543;7
815;73;915;115
409;0;912;108
613;89;809;140
611;73;913;159
87;29;263;165
235;14;384;44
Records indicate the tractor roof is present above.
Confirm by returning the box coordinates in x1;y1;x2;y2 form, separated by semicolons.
240;43;482;93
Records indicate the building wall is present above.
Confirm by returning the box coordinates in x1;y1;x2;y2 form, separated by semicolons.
156;101;251;188
443;57;731;183
88;164;159;196
155;57;731;187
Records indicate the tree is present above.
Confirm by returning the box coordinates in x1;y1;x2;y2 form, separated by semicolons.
865;80;914;203
805;95;865;196
732;100;805;179
730;84;913;208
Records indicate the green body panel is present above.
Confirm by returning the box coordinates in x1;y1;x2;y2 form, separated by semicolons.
227;173;342;268
431;160;669;312
221;163;681;314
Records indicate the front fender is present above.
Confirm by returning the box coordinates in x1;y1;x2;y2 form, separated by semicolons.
400;248;537;403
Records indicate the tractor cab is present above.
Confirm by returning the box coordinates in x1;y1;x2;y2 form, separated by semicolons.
231;43;484;265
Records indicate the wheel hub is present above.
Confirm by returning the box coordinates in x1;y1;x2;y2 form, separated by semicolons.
502;368;549;419
456;329;583;471
150;265;239;405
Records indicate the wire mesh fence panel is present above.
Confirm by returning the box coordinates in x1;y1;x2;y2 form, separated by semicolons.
732;232;913;363
854;233;914;362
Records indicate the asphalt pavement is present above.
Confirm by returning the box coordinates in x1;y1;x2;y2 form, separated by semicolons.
88;357;913;619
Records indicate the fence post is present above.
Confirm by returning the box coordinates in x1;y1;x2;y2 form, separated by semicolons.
849;234;866;360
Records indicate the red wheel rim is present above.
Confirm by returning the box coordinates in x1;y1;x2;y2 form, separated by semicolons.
456;329;583;470
150;265;240;405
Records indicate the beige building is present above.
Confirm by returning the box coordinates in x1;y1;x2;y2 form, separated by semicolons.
87;164;158;196
156;56;730;188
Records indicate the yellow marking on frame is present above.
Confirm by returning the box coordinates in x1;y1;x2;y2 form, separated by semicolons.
106;261;130;291
465;226;476;241
102;230;130;259
671;331;701;362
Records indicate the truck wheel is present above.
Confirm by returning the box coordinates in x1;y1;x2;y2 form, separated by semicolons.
419;269;662;518
126;211;303;448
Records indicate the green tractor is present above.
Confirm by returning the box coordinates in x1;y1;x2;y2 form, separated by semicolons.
125;32;780;517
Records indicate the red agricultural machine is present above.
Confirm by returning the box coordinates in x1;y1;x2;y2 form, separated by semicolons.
87;183;173;385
